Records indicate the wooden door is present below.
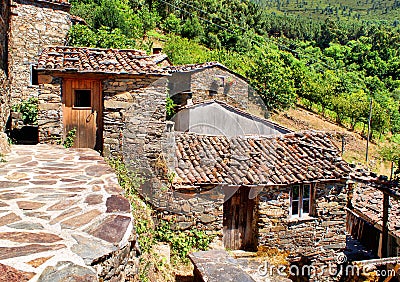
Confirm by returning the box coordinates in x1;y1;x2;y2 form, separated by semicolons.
223;187;257;251
63;79;102;150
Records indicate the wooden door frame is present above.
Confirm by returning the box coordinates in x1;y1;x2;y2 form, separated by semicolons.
62;78;103;151
223;187;258;251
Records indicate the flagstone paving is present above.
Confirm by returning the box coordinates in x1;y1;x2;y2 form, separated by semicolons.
0;144;134;281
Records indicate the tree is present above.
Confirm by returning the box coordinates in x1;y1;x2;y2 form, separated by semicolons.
247;47;297;110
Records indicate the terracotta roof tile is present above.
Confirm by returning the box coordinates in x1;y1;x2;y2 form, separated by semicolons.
173;131;352;187
18;0;71;6
36;47;167;75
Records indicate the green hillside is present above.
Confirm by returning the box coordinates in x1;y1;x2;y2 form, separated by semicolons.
252;0;400;23
68;0;400;174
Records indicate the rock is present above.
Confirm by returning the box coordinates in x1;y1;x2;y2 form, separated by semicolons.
0;232;62;243
106;195;131;213
37;261;97;282
0;263;35;282
71;234;116;265
0;244;66;260
87;215;131;245
199;214;217;224
0;213;22;226
0;133;10;155
60;209;101;229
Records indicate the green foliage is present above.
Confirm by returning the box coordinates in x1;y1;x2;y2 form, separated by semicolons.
68;25;136;49
155;220;214;263
165;95;176;120
107;157;143;197
379;142;400;179
247;47;297;110
63;128;76;148
68;0;400;139
12;97;38;125
161;13;181;34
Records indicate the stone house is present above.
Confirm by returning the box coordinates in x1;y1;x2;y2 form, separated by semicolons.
166;62;268;118
35;46;169;158
165;131;352;265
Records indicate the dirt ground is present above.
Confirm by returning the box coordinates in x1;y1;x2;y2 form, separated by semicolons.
271;107;391;176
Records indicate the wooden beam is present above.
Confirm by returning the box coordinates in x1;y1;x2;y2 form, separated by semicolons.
381;193;390;258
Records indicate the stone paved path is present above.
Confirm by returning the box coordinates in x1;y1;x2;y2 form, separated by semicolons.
0;145;133;281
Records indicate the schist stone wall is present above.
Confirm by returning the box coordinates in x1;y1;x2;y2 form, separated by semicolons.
168;66;268;118
8;0;71;104
103;75;168;165
0;0;10;132
258;182;348;270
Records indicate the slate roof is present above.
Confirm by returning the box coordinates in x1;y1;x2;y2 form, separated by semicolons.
352;184;400;238
173;131;352;187
36;47;167;75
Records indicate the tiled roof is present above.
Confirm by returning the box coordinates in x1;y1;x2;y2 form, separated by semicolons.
36;47;167;75
19;0;71;6
173;131;352;187
352;184;400;238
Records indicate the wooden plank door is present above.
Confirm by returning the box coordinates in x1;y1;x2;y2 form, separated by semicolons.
223;187;257;251
63;79;102;150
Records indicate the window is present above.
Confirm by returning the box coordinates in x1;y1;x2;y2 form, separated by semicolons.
30;65;39;86
74;90;91;107
290;184;312;218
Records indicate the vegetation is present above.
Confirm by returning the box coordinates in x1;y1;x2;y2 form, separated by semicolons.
165;95;176;120
12;97;38;125
107;157;213;280
63;128;77;148
69;0;400;171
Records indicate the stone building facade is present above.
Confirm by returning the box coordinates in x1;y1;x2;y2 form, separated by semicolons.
167;62;268;118
8;0;72;104
258;182;348;272
0;0;10;132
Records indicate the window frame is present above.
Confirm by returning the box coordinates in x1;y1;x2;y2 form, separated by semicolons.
73;89;92;109
290;184;313;218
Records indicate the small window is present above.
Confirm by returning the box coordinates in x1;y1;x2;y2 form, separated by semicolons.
31;65;39;86
290;184;312;218
74;90;91;107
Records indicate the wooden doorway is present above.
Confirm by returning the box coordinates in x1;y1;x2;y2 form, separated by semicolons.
223;187;257;251
63;79;102;150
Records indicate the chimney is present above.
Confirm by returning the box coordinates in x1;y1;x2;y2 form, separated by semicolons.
152;47;162;55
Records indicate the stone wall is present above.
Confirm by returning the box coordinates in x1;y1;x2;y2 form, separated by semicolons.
0;0;9;71
8;0;71;104
168;66;268;118
140;177;224;236
102;75;168;163
258;182;347;268
0;70;10;132
37;75;63;143
0;0;10;132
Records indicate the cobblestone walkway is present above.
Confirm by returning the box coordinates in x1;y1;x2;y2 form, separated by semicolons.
0;145;133;281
